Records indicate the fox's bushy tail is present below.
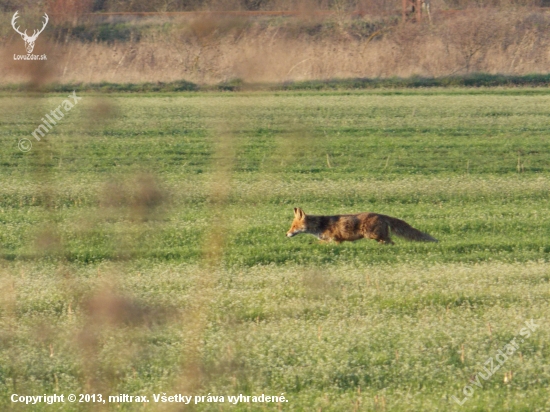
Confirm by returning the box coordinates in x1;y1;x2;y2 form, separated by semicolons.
384;216;438;242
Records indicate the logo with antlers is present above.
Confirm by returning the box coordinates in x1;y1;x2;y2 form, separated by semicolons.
12;11;49;54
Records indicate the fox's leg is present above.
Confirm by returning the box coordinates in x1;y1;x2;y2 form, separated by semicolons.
366;232;393;244
366;220;394;245
318;236;339;245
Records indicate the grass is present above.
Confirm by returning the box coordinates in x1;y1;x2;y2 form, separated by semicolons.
6;73;550;93
0;89;549;410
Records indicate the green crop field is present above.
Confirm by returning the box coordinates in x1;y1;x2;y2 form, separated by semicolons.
0;89;549;411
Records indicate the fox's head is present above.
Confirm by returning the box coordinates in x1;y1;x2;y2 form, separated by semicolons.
286;207;307;237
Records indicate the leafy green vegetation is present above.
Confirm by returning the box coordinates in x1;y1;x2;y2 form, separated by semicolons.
51;23;145;44
0;90;548;410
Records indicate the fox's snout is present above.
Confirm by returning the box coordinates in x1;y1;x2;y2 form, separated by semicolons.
286;231;296;238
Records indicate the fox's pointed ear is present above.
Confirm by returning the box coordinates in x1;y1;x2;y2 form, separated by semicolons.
294;207;305;219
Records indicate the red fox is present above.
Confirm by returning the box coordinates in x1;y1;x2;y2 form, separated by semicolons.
286;207;437;245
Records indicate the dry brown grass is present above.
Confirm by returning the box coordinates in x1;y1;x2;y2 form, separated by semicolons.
2;7;550;85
